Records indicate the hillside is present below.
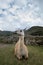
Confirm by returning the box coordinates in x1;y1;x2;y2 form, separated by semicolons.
25;26;43;36
0;26;43;45
0;26;43;36
0;31;14;36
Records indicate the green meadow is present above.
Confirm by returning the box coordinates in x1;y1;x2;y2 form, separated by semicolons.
0;44;43;65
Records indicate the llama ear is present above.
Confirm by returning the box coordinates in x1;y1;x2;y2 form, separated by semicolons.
16;30;21;35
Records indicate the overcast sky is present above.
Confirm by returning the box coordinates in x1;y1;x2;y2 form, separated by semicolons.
0;0;43;31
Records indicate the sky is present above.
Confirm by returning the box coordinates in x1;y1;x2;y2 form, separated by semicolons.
0;0;43;31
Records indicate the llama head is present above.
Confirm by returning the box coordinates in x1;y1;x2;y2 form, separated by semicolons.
16;29;24;36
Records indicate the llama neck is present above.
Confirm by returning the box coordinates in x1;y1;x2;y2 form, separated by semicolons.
20;35;24;47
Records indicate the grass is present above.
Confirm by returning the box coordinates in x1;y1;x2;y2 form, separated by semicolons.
0;44;43;65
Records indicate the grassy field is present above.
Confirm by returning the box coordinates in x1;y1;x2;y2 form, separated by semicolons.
0;44;43;65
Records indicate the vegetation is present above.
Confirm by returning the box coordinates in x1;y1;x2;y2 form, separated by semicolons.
0;31;13;36
25;26;43;36
0;44;43;65
0;26;43;36
0;26;43;45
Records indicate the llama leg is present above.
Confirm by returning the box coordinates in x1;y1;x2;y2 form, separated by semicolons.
25;54;28;59
17;54;22;60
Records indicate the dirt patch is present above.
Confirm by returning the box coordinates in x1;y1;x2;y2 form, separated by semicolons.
0;43;10;48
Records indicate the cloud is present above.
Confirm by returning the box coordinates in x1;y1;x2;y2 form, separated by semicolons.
14;0;27;7
0;0;43;31
0;0;14;9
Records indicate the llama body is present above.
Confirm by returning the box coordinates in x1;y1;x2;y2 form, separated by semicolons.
14;30;28;59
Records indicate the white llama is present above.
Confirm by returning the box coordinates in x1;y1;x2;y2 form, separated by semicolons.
14;30;28;60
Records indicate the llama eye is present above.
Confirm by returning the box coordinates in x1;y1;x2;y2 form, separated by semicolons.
20;30;22;32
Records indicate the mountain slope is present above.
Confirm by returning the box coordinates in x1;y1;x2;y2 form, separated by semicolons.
25;26;43;36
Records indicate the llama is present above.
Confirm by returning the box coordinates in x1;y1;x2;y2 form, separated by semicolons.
14;30;28;60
